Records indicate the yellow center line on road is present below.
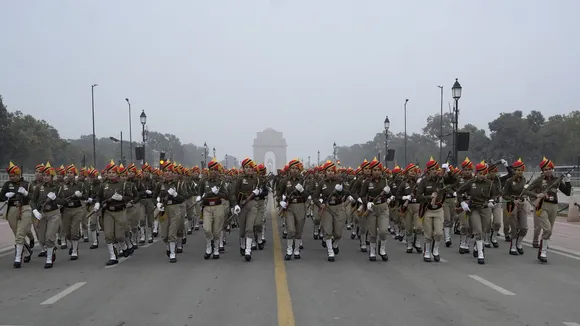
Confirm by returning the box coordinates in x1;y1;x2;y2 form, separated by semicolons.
270;200;296;326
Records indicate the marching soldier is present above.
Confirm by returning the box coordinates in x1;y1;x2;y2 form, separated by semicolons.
313;160;352;261
138;163;155;244
502;158;528;255
278;159;308;260
456;161;497;264
416;158;444;262
230;158;261;261
396;163;423;254
359;158;391;261
153;161;185;263
485;159;512;248
95;160;136;266
60;164;85;260
86;168;102;249
125;163;141;250
31;162;64;269
0;162;34;267
198;159;228;259
523;156;572;263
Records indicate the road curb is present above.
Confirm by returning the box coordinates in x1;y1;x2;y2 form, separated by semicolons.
0;245;13;254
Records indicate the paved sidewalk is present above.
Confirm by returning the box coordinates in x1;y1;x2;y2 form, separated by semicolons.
525;214;580;256
0;219;14;252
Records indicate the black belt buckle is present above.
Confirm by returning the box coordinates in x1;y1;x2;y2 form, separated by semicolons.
291;199;298;203
375;199;382;204
68;202;76;207
209;201;216;206
167;200;173;205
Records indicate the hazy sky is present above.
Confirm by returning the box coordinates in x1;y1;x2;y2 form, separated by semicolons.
1;1;579;162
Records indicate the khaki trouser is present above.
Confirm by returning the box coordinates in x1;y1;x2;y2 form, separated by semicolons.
193;201;201;226
403;203;422;236
203;204;224;240
159;204;181;243
443;197;457;228
255;199;266;233
469;206;492;240
126;204;139;233
504;201;527;238
366;202;389;243
321;204;347;241
140;198;155;228
312;201;321;227
81;201;88;232
177;203;186;238
536;202;558;240
423;207;444;242
103;209;127;245
87;204;99;231
238;200;258;239
186;197;195;226
389;203;401;230
459;210;472;236
490;203;502;232
62;206;84;241
6;205;32;246
285;203;306;239
37;209;61;248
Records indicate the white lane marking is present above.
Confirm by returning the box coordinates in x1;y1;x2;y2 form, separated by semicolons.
41;282;87;305
440;258;448;263
562;322;580;326
468;275;516;296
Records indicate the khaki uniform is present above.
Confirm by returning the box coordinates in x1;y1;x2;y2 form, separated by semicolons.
199;177;228;258
360;177;390;260
31;181;65;267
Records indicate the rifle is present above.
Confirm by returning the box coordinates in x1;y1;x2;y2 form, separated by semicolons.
531;166;576;215
399;172;426;215
505;172;535;217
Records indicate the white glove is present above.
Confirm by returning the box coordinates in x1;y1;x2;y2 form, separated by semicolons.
156;202;164;211
282;195;287;201
146;190;152;195
500;159;508;167
75;190;82;198
5;192;15;198
33;209;42;220
402;195;410;201
252;188;260;196
93;202;100;211
416;178;422;184
211;186;219;194
460;201;470;212
564;174;571;183
453;192;457;197
347;195;355;203
111;193;123;201
319;198;324;203
17;187;28;196
87;197;93;204
390;195;395;201
357;197;363;204
295;184;304;193
47;192;56;200
441;163;449;171
230;208;235;214
196;196;201;202
308;195;312;200
367;202;374;211
334;184;343;192
383;185;391;193
157;196;161;203
97;175;102;180
280;201;288;209
168;188;178;197
234;205;241;214
487;199;495;208
523;184;529;189
387;197;393;204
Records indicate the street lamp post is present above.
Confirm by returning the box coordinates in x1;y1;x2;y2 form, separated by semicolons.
317;151;320;166
451;78;462;166
437;86;444;163
308;156;311;168
225;154;228;169
213;147;216;159
404;98;409;165
333;142;337;161
384;116;390;166
140;110;147;164
91;84;98;167
125;98;133;163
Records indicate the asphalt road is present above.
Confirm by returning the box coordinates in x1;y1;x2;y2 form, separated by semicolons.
1;194;580;326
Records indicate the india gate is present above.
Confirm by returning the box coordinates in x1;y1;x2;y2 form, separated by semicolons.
252;128;287;174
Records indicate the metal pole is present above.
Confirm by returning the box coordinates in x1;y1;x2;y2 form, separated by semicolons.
453;99;459;166
438;86;443;163
142;123;146;164
404;99;408;165
120;131;124;165
385;129;388;167
317;151;320;165
91;84;97;167
126;99;133;163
